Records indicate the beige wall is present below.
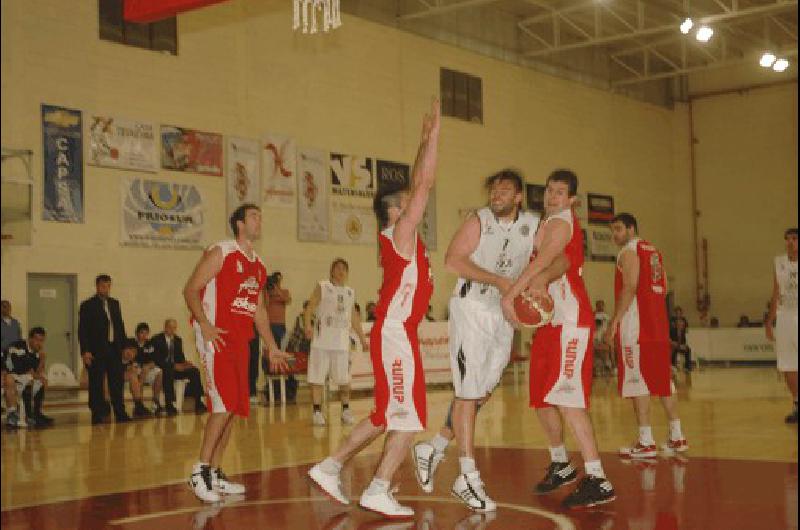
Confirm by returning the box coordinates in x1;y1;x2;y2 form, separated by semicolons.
691;83;798;326
1;0;792;368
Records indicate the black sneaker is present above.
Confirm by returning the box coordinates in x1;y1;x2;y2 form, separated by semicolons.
33;413;54;427
196;402;208;414
133;403;153;418
786;409;799;424
562;475;616;509
165;405;179;416
152;403;164;416
534;462;578;494
115;413;132;423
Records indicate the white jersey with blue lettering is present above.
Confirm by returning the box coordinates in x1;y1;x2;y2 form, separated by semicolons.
452;207;539;306
311;280;355;351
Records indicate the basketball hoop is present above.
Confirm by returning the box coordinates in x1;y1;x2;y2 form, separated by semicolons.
293;0;342;34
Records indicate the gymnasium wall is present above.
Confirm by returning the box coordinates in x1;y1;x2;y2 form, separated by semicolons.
691;83;798;326
4;0;789;365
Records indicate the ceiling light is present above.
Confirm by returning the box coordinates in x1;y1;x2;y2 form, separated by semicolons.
695;26;713;42
760;52;777;68
773;58;790;72
680;18;694;34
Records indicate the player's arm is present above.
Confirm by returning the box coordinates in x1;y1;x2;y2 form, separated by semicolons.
444;214;512;294
393;99;440;257
766;269;779;341
304;283;321;339
254;291;290;373
350;305;368;351
504;219;571;302
604;249;640;346
35;350;47;379
182;246;225;348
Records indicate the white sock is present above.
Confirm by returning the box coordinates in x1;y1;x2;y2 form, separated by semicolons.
549;445;568;463
459;457;477;474
669;419;683;441
585;460;605;479
319;457;343;475
366;478;390;495
431;434;449;453
639;426;655;446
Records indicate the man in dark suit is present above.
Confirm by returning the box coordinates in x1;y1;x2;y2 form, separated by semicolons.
151;318;207;414
78;274;130;423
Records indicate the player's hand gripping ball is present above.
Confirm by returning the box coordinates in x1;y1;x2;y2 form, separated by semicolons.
513;290;554;328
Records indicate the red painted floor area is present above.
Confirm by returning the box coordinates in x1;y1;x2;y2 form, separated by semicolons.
1;448;797;530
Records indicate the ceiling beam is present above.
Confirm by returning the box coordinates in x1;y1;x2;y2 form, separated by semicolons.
523;0;797;57
397;0;499;21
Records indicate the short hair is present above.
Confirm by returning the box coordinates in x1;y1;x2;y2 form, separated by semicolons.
330;258;349;273
229;203;260;236
164;318;177;327
1;300;9;306
786;228;798;238
546;169;578;197
373;188;406;229
95;274;112;285
485;169;524;193
612;212;638;233
28;326;46;338
135;322;150;334
121;338;138;351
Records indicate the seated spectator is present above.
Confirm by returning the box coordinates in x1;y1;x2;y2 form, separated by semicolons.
593;300;614;375
670;307;693;372
134;323;165;415
2;327;53;428
365;301;377;322
250;271;293;404
267;302;310;404
120;339;153;418
151;319;207;414
736;315;751;328
1;300;22;352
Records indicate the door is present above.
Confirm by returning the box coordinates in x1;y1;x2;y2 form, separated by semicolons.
27;274;76;373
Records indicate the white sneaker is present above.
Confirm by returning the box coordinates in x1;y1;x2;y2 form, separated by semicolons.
189;465;222;503
341;408;355;425
412;442;444;494
308;463;350;505
313;410;327;426
359;487;414;518
249;395;259;405
451;471;497;513
212;467;246;495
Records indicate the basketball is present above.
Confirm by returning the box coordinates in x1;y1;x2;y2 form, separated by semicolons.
513;291;554;328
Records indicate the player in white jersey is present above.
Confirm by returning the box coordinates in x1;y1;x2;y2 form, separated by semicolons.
304;258;368;427
412;170;569;512
766;227;798;424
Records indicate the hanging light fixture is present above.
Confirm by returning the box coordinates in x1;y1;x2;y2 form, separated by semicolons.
680;18;694;34
759;52;777;68
695;25;714;42
773;58;790;72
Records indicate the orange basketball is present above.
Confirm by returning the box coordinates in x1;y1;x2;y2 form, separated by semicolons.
513;291;554;328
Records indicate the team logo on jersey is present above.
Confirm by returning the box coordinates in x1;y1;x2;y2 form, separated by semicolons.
563;338;579;378
624;346;635;369
520;224;530;236
391;358;405;403
650;254;663;283
236;260;243;273
484;225;494;235
237;276;260;295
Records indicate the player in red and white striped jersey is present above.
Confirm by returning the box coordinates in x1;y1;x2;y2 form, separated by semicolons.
183;203;290;503
308;100;440;519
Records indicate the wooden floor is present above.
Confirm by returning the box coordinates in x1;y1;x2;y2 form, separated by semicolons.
1;366;798;529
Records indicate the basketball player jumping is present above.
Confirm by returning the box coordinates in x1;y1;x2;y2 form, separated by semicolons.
603;213;688;458
412;170;568;512
308;100;439;518
766;227;798;424
502;169;616;509
183;203;290;503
